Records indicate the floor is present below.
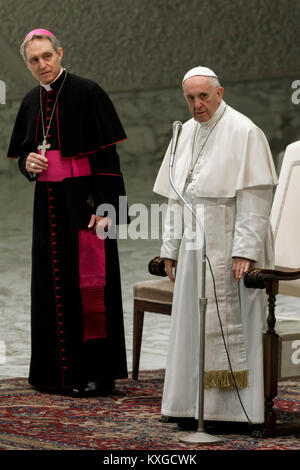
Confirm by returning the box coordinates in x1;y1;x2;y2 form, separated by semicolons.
0;171;300;380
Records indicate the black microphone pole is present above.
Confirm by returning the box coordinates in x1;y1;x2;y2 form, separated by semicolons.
168;121;221;444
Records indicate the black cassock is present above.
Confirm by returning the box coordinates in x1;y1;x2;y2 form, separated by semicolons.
8;70;129;391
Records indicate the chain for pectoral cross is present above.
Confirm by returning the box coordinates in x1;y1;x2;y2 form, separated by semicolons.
184;104;227;191
38;70;68;155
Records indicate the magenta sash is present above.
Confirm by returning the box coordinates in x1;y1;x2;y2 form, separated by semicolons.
38;150;91;181
41;150;107;340
79;230;107;341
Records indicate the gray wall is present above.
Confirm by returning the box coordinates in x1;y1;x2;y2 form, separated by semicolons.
1;0;300;190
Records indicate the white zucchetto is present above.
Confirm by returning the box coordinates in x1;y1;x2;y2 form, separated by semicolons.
182;66;218;83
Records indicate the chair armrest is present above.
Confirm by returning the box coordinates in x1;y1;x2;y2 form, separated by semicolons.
244;267;300;334
148;256;167;277
244;268;300;290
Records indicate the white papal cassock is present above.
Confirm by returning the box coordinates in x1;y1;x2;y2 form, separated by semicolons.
153;100;278;422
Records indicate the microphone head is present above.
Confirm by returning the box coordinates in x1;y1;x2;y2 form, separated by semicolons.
170;120;183;166
173;120;182;129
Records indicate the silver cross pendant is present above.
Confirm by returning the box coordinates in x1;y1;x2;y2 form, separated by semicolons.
37;139;51;157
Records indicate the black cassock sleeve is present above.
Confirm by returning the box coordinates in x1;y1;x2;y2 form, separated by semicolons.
7;87;39;160
18;153;39;182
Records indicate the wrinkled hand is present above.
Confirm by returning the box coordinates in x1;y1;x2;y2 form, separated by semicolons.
88;215;112;238
164;258;178;283
232;257;251;281
26;152;48;173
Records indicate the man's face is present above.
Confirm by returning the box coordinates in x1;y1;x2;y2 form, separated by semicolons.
25;38;63;84
183;76;224;122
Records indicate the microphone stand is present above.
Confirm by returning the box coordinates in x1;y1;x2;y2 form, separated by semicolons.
169;122;221;444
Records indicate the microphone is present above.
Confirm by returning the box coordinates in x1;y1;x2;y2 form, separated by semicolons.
169;120;182;167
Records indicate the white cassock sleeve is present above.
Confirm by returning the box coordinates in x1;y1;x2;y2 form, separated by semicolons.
160;198;183;260
232;186;273;261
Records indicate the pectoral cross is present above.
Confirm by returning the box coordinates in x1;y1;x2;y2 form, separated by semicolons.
38;139;51;157
186;171;193;185
183;171;193;191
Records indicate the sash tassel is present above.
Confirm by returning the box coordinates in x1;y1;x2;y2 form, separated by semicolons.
204;369;249;391
80;286;107;341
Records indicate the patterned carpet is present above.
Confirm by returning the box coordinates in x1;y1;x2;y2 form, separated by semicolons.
0;370;300;451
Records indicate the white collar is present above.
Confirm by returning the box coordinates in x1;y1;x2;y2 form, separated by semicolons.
40;67;64;91
197;100;226;128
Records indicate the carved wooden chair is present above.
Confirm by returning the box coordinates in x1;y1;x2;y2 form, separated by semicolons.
132;257;173;380
132;257;300;437
244;268;300;437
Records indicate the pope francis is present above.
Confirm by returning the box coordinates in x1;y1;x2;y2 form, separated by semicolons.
153;66;278;430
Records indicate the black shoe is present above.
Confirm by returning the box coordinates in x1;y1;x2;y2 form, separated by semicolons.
72;380;115;397
177;418;198;431
204;420;252;435
159;415;179;423
33;386;73;396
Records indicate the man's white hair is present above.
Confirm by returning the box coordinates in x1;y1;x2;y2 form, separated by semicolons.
210;76;221;88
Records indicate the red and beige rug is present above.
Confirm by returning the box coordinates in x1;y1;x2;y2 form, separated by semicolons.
0;370;299;450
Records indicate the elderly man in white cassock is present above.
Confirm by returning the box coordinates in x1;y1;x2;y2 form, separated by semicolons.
153;66;278;431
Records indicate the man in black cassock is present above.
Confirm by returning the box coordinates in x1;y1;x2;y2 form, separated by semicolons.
7;28;128;395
